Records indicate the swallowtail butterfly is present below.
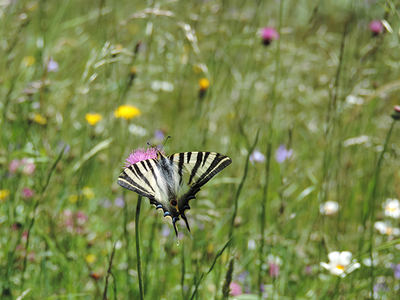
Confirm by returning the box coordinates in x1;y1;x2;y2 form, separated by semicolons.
117;151;232;235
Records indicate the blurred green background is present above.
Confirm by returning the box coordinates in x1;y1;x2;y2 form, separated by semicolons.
1;0;400;299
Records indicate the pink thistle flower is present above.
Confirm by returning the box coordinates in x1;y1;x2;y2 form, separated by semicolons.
21;187;34;199
9;159;20;174
229;282;242;296
124;147;159;168
369;20;384;36
260;27;279;46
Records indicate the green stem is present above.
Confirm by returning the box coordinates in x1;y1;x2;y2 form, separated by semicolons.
228;130;260;240
367;119;396;296
135;196;144;300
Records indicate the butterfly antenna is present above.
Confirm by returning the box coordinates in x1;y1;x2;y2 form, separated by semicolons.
172;217;179;237
181;213;191;232
163;135;172;147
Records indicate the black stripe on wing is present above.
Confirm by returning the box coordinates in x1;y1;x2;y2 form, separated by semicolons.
117;160;157;200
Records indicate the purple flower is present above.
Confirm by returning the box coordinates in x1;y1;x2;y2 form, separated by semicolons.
237;271;249;283
114;196;125;208
154;130;165;142
369;20;384;36
394;263;400;279
21;187;34;199
47;57;59;72
275;144;293;163
161;225;171;237
124;147;159;168
260;27;279;45
249;149;265;163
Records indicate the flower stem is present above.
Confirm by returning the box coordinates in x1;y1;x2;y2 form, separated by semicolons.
367;119;396;296
135;195;144;300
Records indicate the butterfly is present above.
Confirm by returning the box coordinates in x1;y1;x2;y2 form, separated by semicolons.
117;150;232;235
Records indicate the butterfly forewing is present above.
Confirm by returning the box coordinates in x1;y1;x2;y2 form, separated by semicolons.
170;152;232;189
117;159;170;208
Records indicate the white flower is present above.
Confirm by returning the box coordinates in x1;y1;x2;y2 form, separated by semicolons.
320;251;360;277
320;201;339;215
383;198;400;219
374;221;400;236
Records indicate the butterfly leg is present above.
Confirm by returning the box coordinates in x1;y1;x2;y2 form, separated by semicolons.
172;217;179;237
180;213;191;232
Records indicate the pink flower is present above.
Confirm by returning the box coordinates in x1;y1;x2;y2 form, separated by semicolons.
21;158;36;175
260;27;279;45
21;187;34;199
269;262;280;277
369;20;384;36
229;282;242;296
9;159;20;174
124;147;159;167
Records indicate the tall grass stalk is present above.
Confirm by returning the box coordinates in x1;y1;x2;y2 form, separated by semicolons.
190;239;231;300
122;193;134;298
21;146;66;289
228;129;259;241
102;243;117;300
135;195;144;300
366;119;396;296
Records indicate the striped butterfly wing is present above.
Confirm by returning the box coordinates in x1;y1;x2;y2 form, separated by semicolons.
117;158;171;213
169;152;232;212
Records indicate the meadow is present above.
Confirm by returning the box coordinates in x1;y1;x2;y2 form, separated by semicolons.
1;0;400;299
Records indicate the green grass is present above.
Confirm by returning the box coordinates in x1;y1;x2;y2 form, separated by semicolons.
1;0;400;299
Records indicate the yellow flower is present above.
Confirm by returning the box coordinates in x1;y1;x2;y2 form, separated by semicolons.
85;254;96;264
82;186;94;200
0;189;10;201
32;113;47;125
85;113;102;126
199;78;210;91
68;194;78;204
23;56;36;67
114;105;141;120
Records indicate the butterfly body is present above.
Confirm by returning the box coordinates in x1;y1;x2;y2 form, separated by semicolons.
118;151;232;235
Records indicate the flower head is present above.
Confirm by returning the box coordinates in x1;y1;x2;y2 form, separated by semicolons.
23;55;35;67
229;282;242;296
124;147;159;168
369;20;384;36
0;189;10;202
21;187;34;199
374;221;400;236
320;201;339;215
383;198;400;219
275;144;293;163
32;113;47;125
47;57;59;72
21;158;36;175
249;149;265;164
114;196;125;208
199;78;210;91
85;113;102;126
260;27;279;45
394;264;400;279
9;159;20;174
392;105;400;121
114;105;141;120
320;251;360;277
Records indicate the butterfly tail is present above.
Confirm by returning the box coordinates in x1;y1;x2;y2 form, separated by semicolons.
172;217;179;237
181;213;191;232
